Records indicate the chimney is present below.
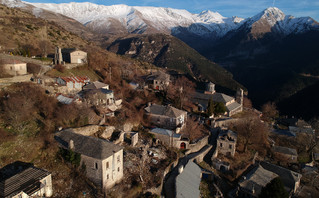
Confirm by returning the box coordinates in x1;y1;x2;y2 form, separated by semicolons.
178;165;184;174
69;140;74;150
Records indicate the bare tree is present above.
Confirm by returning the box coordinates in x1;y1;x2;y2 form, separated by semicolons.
243;97;253;109
232;118;269;153
39;40;49;58
167;76;195;109
182;117;207;142
261;102;278;122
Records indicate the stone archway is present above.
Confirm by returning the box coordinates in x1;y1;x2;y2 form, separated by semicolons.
180;142;186;149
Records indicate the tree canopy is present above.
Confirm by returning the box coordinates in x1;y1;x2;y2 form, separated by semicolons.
259;177;289;198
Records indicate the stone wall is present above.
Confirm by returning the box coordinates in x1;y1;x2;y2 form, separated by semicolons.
191;145;213;163
70;125;100;136
0;74;32;85
100;126;115;139
81;155;103;187
213;118;241;128
185;135;209;154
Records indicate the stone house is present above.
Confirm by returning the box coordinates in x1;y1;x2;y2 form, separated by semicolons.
272;146;298;163
82;81;122;116
144;103;187;130
150;128;189;149
83;88;115;106
192;82;243;116
217;130;237;157
144;71;170;90
1;59;27;76
54;130;123;191
238;161;302;197
0;161;53;198
61;48;87;64
56;76;89;90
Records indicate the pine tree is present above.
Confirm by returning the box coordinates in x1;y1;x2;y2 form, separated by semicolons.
259;177;289;198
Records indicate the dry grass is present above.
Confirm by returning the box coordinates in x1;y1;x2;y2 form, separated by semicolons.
46;65;101;81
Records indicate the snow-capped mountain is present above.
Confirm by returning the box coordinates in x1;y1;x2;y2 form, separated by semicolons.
24;2;244;37
242;7;319;37
3;1;318;39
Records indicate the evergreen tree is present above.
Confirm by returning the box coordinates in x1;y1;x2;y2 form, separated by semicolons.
259;177;289;198
207;97;215;116
214;102;226;115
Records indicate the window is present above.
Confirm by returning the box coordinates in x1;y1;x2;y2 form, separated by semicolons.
118;167;120;172
229;145;232;149
107;174;109;179
95;162;98;169
220;143;223;147
117;155;120;163
18;195;22;198
106;162;109;169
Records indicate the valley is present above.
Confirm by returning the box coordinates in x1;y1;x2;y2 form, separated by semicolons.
1;1;319;198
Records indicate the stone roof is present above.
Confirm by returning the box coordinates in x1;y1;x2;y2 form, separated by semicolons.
83;88;113;96
150;128;181;138
83;81;109;90
273;146;298;156
239;165;278;196
145;71;169;82
176;161;201;198
192;92;234;104
145;104;186;118
226;101;242;112
1;59;25;65
260;161;302;193
57;95;74;105
55;130;123;160
61;48;86;54
0;161;50;198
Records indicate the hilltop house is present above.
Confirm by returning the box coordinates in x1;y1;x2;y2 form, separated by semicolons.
1;59;27;76
144;103;187;131
144;71;170;90
272;146;298;163
55;130;124;191
56;76;89;90
175;161;202;198
192;82;243;116
0;161;52;198
238;161;302;197
217;130;237;157
61;48;87;64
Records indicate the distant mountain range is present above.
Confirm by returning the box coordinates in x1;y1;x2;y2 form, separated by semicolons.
3;0;319;119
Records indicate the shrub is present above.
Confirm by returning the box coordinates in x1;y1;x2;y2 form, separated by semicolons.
58;148;81;167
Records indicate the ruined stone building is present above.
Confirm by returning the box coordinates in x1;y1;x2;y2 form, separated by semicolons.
144;71;170;90
0;161;52;198
55;130;123;191
217;130;237;157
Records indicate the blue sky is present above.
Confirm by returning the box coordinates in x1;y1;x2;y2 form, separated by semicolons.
25;0;319;21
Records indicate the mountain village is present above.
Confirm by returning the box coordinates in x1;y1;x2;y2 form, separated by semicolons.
1;1;319;198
